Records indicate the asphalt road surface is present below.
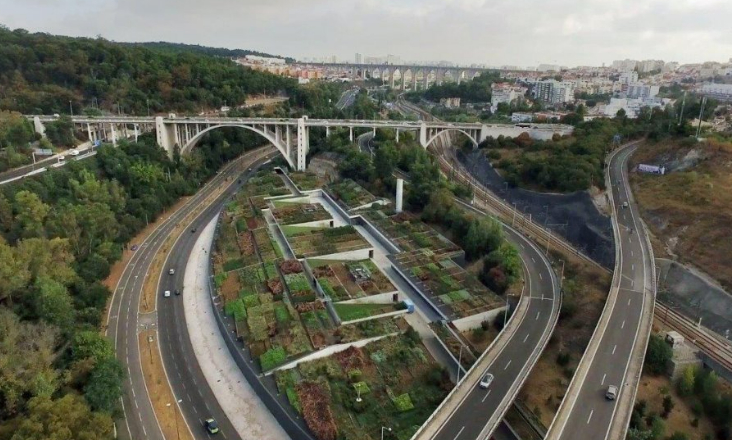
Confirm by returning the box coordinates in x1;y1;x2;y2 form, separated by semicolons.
107;148;274;440
430;214;559;440
0;145;94;185
551;143;652;440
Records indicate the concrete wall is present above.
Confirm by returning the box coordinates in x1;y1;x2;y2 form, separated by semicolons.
351;216;402;254
452;306;507;332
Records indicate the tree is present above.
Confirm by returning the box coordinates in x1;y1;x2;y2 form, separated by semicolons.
644;334;672;375
13;190;50;238
0;238;30;303
11;394;113;440
662;395;674;418
34;276;76;332
676;367;695;397
72;330;114;364
373;142;398;182
84;357;124;415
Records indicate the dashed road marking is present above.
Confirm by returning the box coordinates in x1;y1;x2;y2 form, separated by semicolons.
504;360;512;370
523;334;530;343
587;409;594;424
612;345;617;355
602;374;606;385
454;426;465;439
621;320;625;329
482;389;492;403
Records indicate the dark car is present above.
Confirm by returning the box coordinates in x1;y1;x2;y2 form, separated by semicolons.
191;227;197;233
175;289;181;296
204;418;219;434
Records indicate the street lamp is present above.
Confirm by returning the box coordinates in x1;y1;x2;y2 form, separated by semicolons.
456;345;463;383
356;386;362;403
69;100;73;116
381;426;392;440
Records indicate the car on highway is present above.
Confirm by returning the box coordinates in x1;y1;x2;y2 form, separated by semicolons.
622;201;629;209
191;227;197;233
204;418;219;434
479;372;494;389
169;268;175;275
69;149;80;156
163;290;171;298
175;289;181;296
605;385;618;400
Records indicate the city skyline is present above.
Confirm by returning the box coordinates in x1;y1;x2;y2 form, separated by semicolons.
2;0;732;67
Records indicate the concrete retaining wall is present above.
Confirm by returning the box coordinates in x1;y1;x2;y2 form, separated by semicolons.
452;306;507;332
338;291;401;304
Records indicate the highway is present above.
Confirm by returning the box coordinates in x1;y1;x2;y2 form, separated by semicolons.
0;144;94;185
425;203;560;440
336;87;359;110
107;147;274;440
546;143;654;440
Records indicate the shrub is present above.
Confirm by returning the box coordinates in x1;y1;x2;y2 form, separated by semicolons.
643;334;672;376
662;395;674;418
260;346;287;371
391;393;414;412
556;352;571;367
223;258;244;272
286;387;301;413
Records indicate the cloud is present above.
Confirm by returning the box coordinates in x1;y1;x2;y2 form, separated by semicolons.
1;0;730;66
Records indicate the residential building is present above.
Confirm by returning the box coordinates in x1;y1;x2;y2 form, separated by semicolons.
511;112;534;123
626;83;660;99
355;53;363;64
490;83;527;110
612;59;638;71
603;97;669;118
533;80;576;105
700;83;732;102
637;60;664;73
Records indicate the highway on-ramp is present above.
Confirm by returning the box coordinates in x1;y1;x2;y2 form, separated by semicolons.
107;147;274;440
546;143;654;440
424;203;560;440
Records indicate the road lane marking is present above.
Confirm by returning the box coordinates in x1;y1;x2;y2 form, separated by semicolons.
504;360;512;370
621;320;625;329
523;333;530;343
532;257;536;263
454;426;465;439
539;272;543;280
536;311;541;320
628;298;632;306
602;374;606;385
631;250;634;257
482;389;492;402
587;409;594;424
631;264;635;271
612;345;617;355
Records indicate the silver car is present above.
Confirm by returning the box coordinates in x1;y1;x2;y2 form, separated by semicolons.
605;385;618;400
479;373;494;389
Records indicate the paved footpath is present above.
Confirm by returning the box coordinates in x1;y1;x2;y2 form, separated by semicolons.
183;217;289;440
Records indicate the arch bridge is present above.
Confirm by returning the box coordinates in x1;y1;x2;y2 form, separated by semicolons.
29;115;573;171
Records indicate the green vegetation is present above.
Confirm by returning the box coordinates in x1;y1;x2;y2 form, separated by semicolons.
675;366;732;436
334;303;399;322
405;72;502;103
644;334;673;376
0;111;40;172
0;26;297;114
260;346;288;371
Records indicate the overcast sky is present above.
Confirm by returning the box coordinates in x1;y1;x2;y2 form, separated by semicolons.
2;0;731;67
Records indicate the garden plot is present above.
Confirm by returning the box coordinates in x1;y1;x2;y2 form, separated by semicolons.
274;334;451;440
327;179;382;210
333;303;404;323
287;171;324;191
394;249;504;319
364;210;462;258
286;226;371;259
271;203;332;226
309;259;397;302
241;170;290;197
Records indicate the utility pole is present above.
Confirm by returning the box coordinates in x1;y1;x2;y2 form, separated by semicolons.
696;96;707;139
69;100;73;116
678;92;686;125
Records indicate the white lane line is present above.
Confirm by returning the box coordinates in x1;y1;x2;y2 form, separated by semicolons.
621;320;625;329
629;236;632;243
482;389;492;403
602;374;607;385
631;264;635;271
504;359;512;370
628;298;632;306
612;345;617;355
520;243;525;249
631;250;634;257
523;333;530;343
587;409;594;424
536;311;541;320
532;257;536;263
539;272;543;280
454;426;465;439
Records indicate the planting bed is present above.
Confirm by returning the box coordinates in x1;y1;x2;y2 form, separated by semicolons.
271;203;332;226
327;179;379;209
333;303;403;322
309;258;397;301
394;248;504;319
363;210;462;258
287;225;371;258
287;171;325;191
274;334;452;440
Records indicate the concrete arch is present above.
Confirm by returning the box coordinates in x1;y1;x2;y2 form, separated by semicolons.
181;124;295;168
424;128;479;149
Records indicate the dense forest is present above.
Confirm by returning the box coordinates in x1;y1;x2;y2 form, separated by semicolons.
0;25;298;115
0;130;262;439
122;41;294;63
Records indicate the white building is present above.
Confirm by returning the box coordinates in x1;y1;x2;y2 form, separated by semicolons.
490;83;527;110
612;59;638;71
700;83;732;102
533;80;575;105
243;55;286;65
626;83;660;99
355;53;363;64
511;112;534;122
603;97;669;118
618;71;639;85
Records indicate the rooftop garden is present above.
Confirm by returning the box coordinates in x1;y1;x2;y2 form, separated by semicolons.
309;258;397;302
274;333;452;440
333;303;404;323
271;202;332;226
327;179;380;209
288;171;325;191
363;209;462;259
393;248;504;319
285;225;371;259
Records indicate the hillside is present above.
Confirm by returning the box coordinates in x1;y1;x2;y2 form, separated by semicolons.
630;138;732;290
0;26;297;115
123;41;294;63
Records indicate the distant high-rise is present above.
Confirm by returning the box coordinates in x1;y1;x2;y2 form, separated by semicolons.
355;53;363;64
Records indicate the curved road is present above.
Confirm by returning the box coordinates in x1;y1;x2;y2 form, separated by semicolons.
427;202;560;440
546;143;654;440
108;147;275;440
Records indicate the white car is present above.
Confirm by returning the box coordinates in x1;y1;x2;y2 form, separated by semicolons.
69;149;80;156
169;268;175;275
163;290;171;298
479;372;494;389
605;385;618;400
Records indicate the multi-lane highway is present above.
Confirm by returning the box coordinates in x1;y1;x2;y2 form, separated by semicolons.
0;144;95;185
107;147;274;440
546;143;654;440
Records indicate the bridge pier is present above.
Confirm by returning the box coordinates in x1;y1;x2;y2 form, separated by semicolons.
296;117;309;171
396;129;400;142
349;127;354;143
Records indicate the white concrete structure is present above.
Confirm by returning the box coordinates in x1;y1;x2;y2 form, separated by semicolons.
533;80;575;105
626;83;660;99
700;83;732;102
396;178;404;213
